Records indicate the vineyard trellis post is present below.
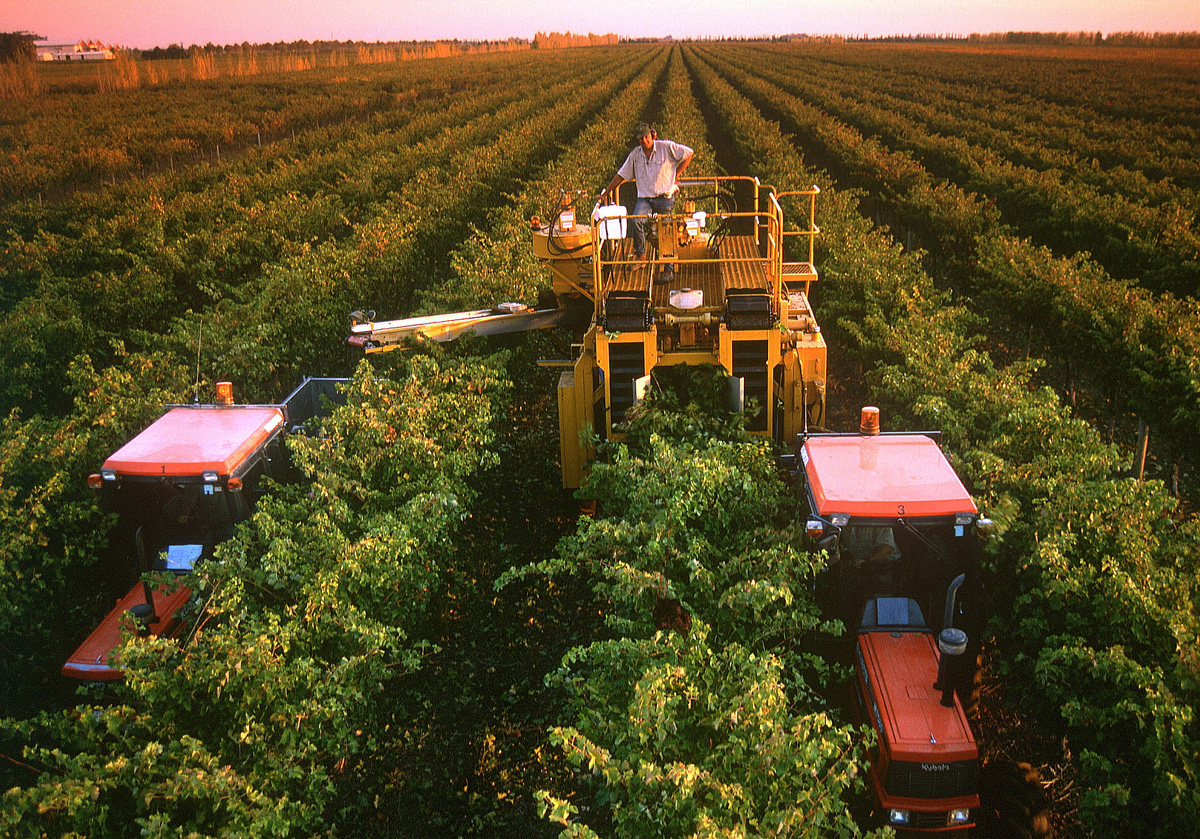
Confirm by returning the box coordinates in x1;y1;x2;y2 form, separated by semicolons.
1135;417;1149;481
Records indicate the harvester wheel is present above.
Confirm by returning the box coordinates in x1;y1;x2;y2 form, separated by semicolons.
976;760;1053;839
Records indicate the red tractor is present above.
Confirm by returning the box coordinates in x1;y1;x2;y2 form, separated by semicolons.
62;378;346;681
800;407;1031;834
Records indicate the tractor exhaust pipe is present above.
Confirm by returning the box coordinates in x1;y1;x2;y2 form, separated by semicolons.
129;526;158;635
935;573;968;707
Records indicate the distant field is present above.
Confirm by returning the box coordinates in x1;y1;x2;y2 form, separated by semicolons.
1;42;1196;839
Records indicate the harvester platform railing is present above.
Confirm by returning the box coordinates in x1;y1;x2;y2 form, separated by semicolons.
771;187;821;294
591;175;788;317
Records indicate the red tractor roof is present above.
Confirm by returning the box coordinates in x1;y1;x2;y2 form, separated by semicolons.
858;631;977;763
103;406;285;478
802;434;977;520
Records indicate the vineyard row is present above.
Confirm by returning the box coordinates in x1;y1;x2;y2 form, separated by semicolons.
687;43;1198;837
695;43;1200;488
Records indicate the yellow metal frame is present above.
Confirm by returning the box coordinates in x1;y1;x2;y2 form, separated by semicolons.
547;176;826;488
773;187;822;293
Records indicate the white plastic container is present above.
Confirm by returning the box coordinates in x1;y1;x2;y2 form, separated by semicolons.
669;288;704;309
593;204;628;240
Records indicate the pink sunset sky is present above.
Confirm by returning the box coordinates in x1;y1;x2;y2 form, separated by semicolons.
3;0;1198;49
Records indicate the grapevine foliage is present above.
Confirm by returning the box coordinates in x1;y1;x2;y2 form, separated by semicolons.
1;41;1199;838
1;353;510;836
504;383;880;838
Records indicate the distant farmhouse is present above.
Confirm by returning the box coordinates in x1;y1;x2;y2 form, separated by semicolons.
36;40;115;61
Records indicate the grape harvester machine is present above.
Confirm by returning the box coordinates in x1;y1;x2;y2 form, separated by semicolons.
348;176;825;488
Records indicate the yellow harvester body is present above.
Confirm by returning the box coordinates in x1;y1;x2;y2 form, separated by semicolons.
547;177;825;487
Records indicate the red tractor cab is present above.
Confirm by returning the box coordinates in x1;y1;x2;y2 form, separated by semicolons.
799;408;990;833
63;378;346;681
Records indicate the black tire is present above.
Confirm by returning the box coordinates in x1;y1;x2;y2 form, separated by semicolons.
975;760;1053;839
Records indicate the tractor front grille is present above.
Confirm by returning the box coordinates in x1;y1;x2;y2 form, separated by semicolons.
885;759;979;799
908;809;971;829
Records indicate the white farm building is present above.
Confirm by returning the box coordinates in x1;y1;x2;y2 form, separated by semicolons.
37;41;115;61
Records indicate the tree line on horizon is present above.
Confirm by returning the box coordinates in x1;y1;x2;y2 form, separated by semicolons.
861;30;1200;47
6;28;1200;67
0;31;622;65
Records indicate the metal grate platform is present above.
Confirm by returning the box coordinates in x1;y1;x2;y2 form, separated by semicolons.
603;235;770;310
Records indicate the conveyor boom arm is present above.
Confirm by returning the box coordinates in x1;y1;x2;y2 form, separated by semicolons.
348;307;574;350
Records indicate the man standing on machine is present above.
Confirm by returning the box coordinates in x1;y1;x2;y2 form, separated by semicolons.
601;123;694;283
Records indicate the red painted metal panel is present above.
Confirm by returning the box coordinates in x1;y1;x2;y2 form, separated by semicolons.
803;435;977;519
859;631;976;762
103;406;284;477
62;581;192;681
